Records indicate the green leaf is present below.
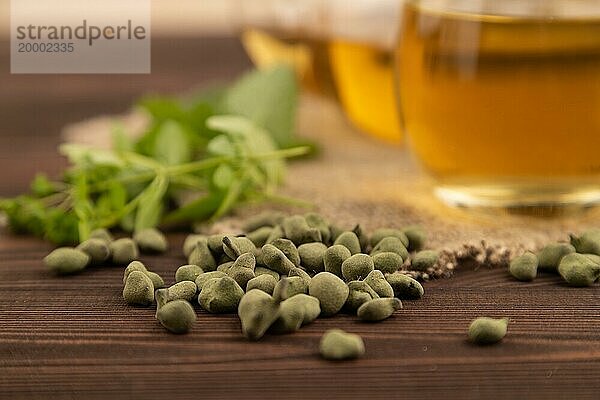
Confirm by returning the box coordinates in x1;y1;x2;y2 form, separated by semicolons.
212;164;234;190
154;120;193;165
111;123;134;153
30;174;57;197
222;65;298;148
134;173;168;232
59;144;123;168
161;191;224;225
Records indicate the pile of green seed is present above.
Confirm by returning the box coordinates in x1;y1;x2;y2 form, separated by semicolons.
509;228;600;286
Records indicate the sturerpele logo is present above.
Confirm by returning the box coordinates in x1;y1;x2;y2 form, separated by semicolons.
11;0;150;74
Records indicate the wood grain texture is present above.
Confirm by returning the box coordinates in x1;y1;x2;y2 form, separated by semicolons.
0;36;599;400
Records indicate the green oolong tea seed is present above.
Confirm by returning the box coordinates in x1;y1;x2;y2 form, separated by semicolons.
227;253;257;289
207;233;230;257
333;231;361;255
238;289;283;340
77;238;111;264
246;274;278;294
145;271;165;289
369;228;409;249
133;228;168;254
364;270;394;298
345;281;379;312
223;236;256;260
265;225;285;244
323;245;352;277
279;294;321;325
570;229;600;256
370;237;409;260
288;266;312;286
217;261;234;274
385;272;425;300
352;225;370;253
271;238;301;267
298;242;328;273
259;244;295;274
558;253;600;287
110;238;139;265
468;317;508;345
254;266;280;281
509;251;538;282
304;212;331;244
372;252;403;274
273;276;308;299
123;261;148;283
246;226;273;247
175;264;204;283
320;329;365;361
188;240;217;272
123;271;154;306
156;281;198;308
537;243;576;272
341;254;374;281
244;211;285;232
402;225;427;252
282;215;322;245
198;276;244;313
156;300;196;334
182;234;206;258
411;250;439;272
194;271;227;291
44;247;90;275
308;272;349;316
89;228;113;243
329;224;345;243
357;298;402;322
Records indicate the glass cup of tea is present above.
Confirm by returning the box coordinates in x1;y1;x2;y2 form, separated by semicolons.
238;0;403;144
396;0;600;210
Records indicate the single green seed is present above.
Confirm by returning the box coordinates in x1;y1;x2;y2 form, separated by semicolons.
156;281;197;308
173;264;202;283
558;253;600;287
334;231;361;255
265;225;285;244
509;251;538;281
156;300;196;334
271;238;301;267
77;238;111;264
308;272;349;316
357;298;402;322
223;236;256;260
273;276;308;298
282;215;322;245
304;212;331;244
238;289;282;340
259;244;295;274
188;239;217;272
182;234;206;258
372;252;403;274
44;247;90;275
246;226;273;248
246;274;278;294
320;329;365;361
254;266;280;281
110;238;139;265
89;228;113;243
345;280;379;313
207;233;231;258
227;253;257;289
194;271;227;291
369;228;409;249
123;261;148;283
198;276;244;313
411;250;439;272
370;237;409;260
385;272;424;300
298;242;328;273
145;271;165;289
341;254;374;281
570;229;600;255
243;211;285;231
323;245;351;277
402;225;427;252
288;266;312;287
329;224;345;243
352;225;370;253
468;317;508;345
133;228;168;254
537;242;576;272
123;271;154;306
364;270;394;298
278;294;321;326
217;261;234;274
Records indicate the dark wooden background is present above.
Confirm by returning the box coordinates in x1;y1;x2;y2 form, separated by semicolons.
1;37;599;400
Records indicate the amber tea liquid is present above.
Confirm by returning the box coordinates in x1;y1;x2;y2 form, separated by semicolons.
397;2;600;207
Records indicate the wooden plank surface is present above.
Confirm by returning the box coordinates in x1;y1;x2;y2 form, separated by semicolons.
0;37;599;400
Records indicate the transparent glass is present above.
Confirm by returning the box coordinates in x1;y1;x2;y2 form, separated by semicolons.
396;0;600;210
238;0;403;144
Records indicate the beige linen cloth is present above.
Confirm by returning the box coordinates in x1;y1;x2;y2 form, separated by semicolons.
64;95;600;280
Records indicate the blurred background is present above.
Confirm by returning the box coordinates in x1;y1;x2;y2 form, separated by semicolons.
0;0;252;195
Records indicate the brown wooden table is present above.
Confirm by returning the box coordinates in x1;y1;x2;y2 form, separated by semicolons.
1;37;599;400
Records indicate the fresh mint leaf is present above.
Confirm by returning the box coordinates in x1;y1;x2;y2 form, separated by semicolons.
134;173;168;232
154;120;193;166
